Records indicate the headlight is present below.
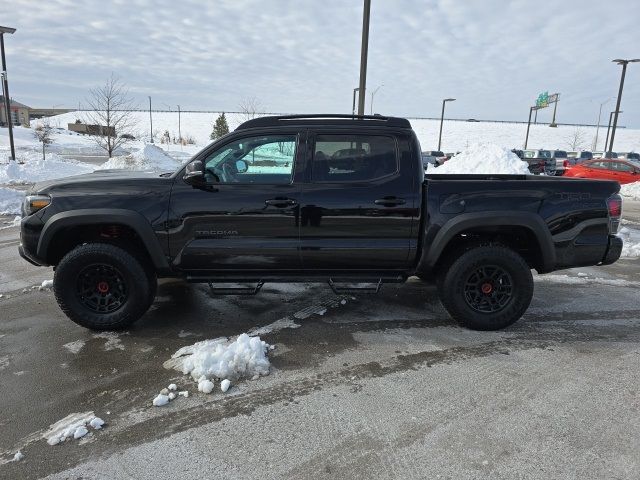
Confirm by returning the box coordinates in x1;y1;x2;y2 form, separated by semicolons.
23;194;51;216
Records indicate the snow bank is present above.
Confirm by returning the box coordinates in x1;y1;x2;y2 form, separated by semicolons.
167;333;270;382
619;227;640;258
44;411;105;445
0;153;94;185
428;143;530;175
620;182;640;201
0;187;24;215
97;144;181;172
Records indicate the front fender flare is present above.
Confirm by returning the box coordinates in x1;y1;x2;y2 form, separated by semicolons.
37;209;170;272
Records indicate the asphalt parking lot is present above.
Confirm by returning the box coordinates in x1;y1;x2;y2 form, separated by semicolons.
1;203;639;480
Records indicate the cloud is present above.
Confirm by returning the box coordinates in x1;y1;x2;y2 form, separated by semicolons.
2;0;639;126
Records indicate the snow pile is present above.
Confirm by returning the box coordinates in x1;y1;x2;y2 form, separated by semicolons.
44;411;105;445
167;333;270;382
0;187;23;215
97;144;181;172
428;143;530;175
197;378;214;394
620;182;640;201
13;451;24;462
152;394;170;407
619;226;640;258
152;383;187;406
0;154;94;184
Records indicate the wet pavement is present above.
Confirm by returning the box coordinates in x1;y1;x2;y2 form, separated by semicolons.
0;204;639;479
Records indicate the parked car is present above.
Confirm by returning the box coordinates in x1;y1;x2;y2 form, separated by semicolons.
564;158;640;184
19;114;623;332
594;151;618;159
523;149;555;175
511;149;524;159
574;151;593;164
421;150;447;169
624;152;639;161
550;150;569;175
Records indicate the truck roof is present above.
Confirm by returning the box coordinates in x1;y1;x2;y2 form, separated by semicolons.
236;114;412;130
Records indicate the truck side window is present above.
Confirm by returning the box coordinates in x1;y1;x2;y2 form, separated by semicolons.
312;135;397;182
203;135;296;184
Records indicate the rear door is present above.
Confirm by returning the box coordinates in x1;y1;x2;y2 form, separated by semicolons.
167;131;305;271
299;130;418;270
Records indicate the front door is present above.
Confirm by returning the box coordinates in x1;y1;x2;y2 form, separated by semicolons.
167;132;304;271
299;130;418;270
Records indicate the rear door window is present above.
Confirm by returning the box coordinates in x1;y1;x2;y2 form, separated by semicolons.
312;134;398;182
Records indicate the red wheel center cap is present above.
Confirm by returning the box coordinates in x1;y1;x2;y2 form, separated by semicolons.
97;281;110;293
481;282;493;294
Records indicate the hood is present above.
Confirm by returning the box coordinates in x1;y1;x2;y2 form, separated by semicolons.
31;169;173;194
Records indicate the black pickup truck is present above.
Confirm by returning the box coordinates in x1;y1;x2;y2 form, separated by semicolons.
19;115;623;331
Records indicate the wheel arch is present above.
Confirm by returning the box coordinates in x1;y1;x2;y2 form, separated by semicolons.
38;209;170;273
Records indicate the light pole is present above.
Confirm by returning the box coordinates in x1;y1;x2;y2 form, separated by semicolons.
352;88;360;116
370;84;383;115
549;93;560;127
148;96;153;143
609;58;640;154
524;106;540;150
357;0;371;116
177;104;182;148
592;97;612;151
1;25;16;161
604;110;622;157
437;98;455;151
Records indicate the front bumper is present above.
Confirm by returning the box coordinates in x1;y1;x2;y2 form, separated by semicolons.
601;235;623;265
18;244;44;266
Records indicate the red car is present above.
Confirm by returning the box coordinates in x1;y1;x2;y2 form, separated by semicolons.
564;158;640;184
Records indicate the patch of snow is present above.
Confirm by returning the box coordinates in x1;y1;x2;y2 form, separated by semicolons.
198;378;215;394
428;143;530;175
92;332;125;351
618;227;640;258
63;340;85;354
0;153;94;185
620;182;640;201
0;187;24;215
89;417;105;430
220;379;231;393
13;451;24;462
248;317;300;336
168;392;176;400
152;394;170;407
178;391;189;398
168;383;177;391
39;279;53;290
96;144;182;172
44;411;103;445
536;274;640;287
167;333;270;383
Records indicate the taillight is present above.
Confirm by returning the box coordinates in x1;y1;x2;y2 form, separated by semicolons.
563;160;569;168
607;194;622;234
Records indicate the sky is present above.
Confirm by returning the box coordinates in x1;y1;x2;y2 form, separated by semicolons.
2;0;639;126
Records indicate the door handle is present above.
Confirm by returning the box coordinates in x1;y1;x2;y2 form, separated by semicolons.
375;197;406;207
265;198;298;208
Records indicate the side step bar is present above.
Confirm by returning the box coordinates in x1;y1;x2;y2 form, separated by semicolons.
207;281;264;296
328;278;383;294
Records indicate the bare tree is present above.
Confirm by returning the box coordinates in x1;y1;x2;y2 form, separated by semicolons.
33;119;54;160
566;127;587;151
84;74;137;157
238;97;264;122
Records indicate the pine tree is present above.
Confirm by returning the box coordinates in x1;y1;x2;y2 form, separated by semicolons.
211;113;229;140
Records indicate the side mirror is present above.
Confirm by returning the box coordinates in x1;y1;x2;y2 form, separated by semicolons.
183;160;205;186
235;159;248;173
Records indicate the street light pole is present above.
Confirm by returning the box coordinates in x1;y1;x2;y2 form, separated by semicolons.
370;84;383;115
0;26;17;162
438;98;455;151
593;98;611;151
609;59;640;154
351;88;359;116
357;0;371;116
604;110;622;156
524;106;535;150
148;96;153;143
177;104;182;148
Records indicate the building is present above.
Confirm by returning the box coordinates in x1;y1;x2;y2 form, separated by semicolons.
68;122;116;137
0;96;31;127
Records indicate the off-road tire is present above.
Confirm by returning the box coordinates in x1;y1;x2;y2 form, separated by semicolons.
54;243;155;330
437;245;533;330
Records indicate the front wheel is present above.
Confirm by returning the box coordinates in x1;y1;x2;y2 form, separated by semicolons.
437;246;533;330
54;243;156;330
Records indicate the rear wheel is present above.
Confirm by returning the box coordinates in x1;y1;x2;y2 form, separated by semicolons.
437;245;533;330
54;243;155;330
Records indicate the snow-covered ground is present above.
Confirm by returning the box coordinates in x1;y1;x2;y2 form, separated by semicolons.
27;111;640;153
